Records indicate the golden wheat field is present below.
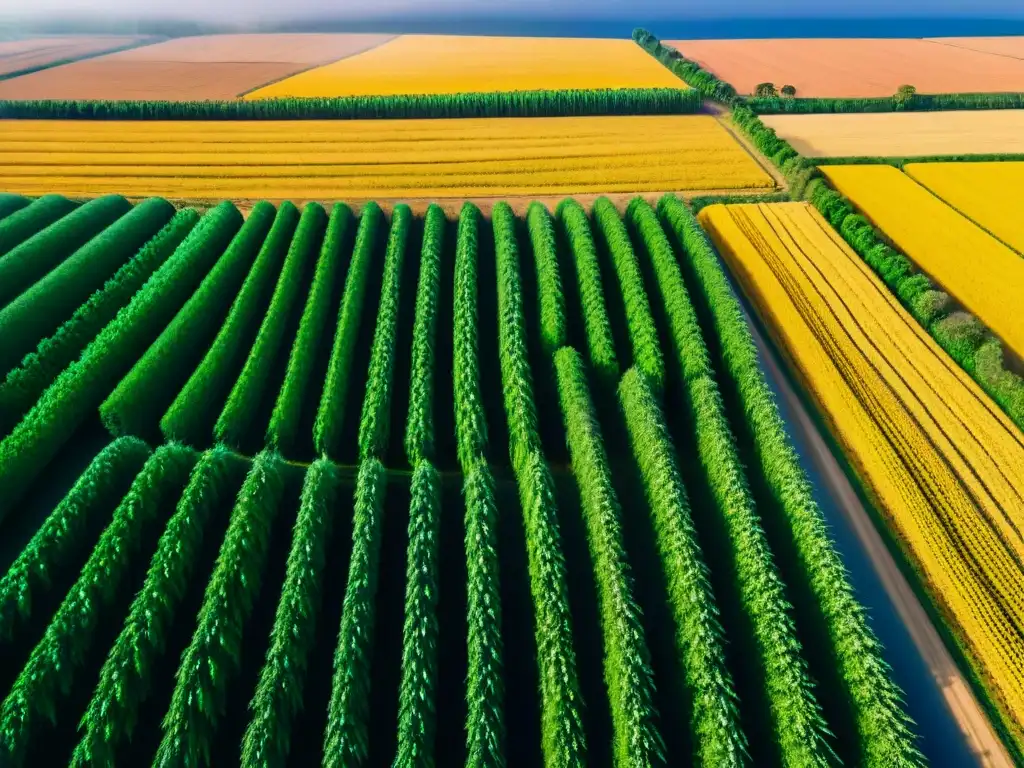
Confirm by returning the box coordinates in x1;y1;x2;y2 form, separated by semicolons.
0;116;771;199
821;164;1024;359
700;201;1024;743
904;162;1024;254
244;35;684;98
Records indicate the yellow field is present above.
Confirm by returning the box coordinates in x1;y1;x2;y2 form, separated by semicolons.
244;35;684;98
821;164;1024;359
0;116;772;199
904;162;1024;254
699;201;1024;743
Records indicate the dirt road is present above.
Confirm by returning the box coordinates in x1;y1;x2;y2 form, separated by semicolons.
747;315;1014;768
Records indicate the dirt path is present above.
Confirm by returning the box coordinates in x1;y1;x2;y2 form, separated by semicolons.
747;315;1014;768
705;102;789;193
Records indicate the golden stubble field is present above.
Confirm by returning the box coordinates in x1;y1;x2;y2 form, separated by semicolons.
0;115;772;200
700;200;1024;746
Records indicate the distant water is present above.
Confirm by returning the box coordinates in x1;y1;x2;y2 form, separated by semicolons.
277;15;1024;39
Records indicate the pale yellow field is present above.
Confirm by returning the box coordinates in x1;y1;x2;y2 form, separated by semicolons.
244;35;684;99
699;201;1024;739
821;164;1024;358
0;116;772;199
761;110;1024;157
904;162;1024;254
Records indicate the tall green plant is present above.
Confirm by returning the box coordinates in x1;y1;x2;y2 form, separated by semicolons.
526;201;567;357
0;193;28;223
453;202;488;468
0;194;76;258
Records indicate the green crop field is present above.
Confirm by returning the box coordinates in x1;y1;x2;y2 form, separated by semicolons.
0;191;921;767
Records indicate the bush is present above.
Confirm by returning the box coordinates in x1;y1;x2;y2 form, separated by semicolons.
554;199;619;386
70;446;244;767
0;202;242;516
405;204;446;465
633;28;737;104
358;204;413;460
453;202;489;467
755;82;779;98
156;449;288;767
0;194;76;258
242;458;340;768
315;202;385;459
216;202;327;449
0;443;197;766
99;202;276;441
526;202;567;357
160;202;299;447
0;194;131;307
267;204;354;454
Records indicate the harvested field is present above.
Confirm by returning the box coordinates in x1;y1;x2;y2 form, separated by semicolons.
667;38;1024;97
905;162;1024;254
760;110;1024;158
0;36;149;78
821;164;1024;359
0;34;393;101
0;115;772;199
245;34;684;99
927;37;1024;60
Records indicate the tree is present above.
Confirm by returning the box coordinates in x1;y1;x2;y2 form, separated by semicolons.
754;82;779;98
893;84;917;109
781;84;797;97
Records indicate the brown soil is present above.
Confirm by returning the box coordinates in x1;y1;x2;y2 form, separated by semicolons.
0;36;148;77
666;38;1024;97
0;34;394;101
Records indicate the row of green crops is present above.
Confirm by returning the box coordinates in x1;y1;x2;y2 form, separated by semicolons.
0;193;925;767
0;88;701;121
0;194;77;258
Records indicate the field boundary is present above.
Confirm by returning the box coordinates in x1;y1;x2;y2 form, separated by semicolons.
812;154;1024;166
0;37;163;84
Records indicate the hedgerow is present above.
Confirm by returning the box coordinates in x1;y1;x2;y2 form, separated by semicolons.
592;197;664;392
100;202;276;441
462;458;505;767
0;193;28;222
0;443;197;767
323;456;387;766
618;368;745;767
404;204;446;466
748;92;1024;114
70;446;244;767
159;202;299;447
267;203;354;454
526;202;567;357
241;458;340;768
452;202;489;468
0;436;150;643
156;449;288;767
0;197;174;375
731;105;820;196
0;209;198;431
0;194;131;307
314;202;385;459
216;202;327;448
395;459;443;768
657;193;923;766
632;28;738;104
494;200;586;766
554;199;618;386
553;347;663;767
0;202;242;515
628;197;831;766
0;194;76;257
358;204;412;460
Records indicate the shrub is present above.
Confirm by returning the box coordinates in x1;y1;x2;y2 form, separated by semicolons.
159;202;299;447
526;201;567;357
323;456;388;765
0;443;197;767
755;82;779;98
0;209;198;432
241;458;340;768
0;194;76;258
554;198;618;386
314;202;385;459
405;204;446;465
156;449;288;767
592;197;664;392
358;204;413;460
0;202;242;516
70;446;245;767
0;194;131;307
99;202;276;441
216;202;327;449
267;203;354;454
0;197;174;375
